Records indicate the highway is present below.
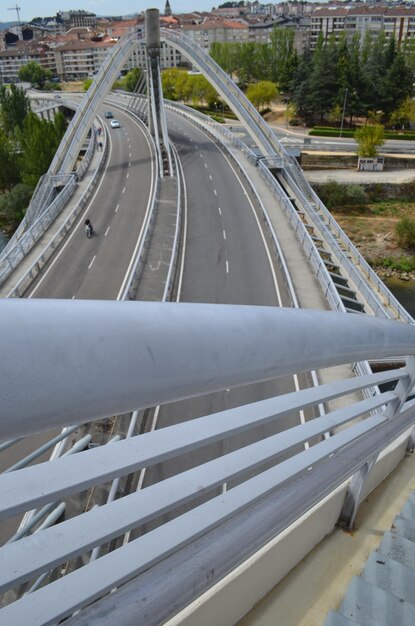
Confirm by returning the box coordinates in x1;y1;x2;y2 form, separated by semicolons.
27;108;155;300
0;107;154;544
139;110;306;499
233;124;415;155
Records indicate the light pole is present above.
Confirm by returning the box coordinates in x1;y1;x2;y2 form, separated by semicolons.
339;87;348;139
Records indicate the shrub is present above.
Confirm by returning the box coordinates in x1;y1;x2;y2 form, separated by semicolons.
395;217;415;249
318;181;367;209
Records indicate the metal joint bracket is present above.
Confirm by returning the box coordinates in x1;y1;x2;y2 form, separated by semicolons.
337;454;378;530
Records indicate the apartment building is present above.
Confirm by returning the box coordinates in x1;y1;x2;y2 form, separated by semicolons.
310;4;415;48
0;41;57;82
310;7;348;48
180;19;249;53
345;6;415;46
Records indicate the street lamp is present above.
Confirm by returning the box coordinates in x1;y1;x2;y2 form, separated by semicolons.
339;87;348;139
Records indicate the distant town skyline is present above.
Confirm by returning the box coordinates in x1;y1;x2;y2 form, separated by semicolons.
0;1;218;24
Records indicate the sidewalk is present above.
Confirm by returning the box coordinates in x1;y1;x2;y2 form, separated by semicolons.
305;167;415;184
0;138;104;298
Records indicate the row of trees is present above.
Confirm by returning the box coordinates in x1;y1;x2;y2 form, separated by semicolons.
211;30;415;125
0;84;67;231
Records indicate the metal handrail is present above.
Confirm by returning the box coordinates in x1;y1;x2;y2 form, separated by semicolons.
0;301;414;624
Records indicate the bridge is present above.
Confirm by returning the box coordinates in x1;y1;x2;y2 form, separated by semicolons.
0;9;415;625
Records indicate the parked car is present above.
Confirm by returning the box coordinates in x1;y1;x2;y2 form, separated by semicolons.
105;111;113;119
110;119;120;128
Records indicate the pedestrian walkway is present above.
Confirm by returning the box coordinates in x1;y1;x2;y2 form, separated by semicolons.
305;166;415;185
0;137;105;298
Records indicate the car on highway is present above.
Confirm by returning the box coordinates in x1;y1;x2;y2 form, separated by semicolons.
110;119;121;128
104;111;113;118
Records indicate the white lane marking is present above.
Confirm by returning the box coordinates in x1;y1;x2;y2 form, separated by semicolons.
105;226;110;237
218;206;222;215
199;153;203;158
71;295;76;299
223;229;227;241
128;162;131;168
116;119;156;300
129;153;132;158
214;189;217;196
209;174;212;180
174;147;188;303
122;186;126;194
27;126;115;296
204;163;208;168
126;172;129;179
195;145;198;149
88;255;96;270
226;260;229;274
115;204;119;213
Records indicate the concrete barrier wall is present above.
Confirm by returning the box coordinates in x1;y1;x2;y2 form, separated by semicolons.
166;432;411;626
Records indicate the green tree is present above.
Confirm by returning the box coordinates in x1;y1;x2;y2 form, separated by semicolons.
0;183;32;230
162;68;183;100
390;97;415;129
18;61;52;89
246;81;278;112
190;74;218;107
0;84;30;135
396;217;415;249
18;111;67;188
121;67;143;92
268;28;298;92
355;124;385;157
327;104;342;126
307;34;340;121
0;129;20;190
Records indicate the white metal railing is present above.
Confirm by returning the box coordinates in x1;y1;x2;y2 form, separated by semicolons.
4;132;107;298
0;301;414;625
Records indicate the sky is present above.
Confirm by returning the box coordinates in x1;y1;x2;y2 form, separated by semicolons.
0;1;219;23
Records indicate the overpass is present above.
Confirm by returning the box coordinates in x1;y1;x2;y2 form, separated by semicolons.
0;10;415;626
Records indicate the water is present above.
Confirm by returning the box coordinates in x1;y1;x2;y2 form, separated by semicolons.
384;276;415;318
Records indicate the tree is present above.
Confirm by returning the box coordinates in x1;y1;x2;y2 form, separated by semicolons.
0;84;30;135
0;129;20;191
83;78;93;91
327;104;342;126
396;217;415;249
121;67;143;92
18;111;67;188
0;183;33;230
354;124;385;157
246;81;278;112
18;61;52;89
390;97;415;129
268;28;298;92
190;74;218;108
162;68;183;100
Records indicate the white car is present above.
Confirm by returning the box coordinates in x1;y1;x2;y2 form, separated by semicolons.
110;119;120;128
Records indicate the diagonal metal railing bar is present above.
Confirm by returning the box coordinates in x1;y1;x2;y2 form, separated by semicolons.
0;391;397;594
0;370;404;520
0;412;398;626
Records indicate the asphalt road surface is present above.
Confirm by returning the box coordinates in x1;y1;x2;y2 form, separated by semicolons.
139;110;306;503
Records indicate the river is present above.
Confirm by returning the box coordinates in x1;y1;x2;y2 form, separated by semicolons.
384;277;415;318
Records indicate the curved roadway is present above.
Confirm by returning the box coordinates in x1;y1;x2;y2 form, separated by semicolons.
0;108;154;543
140;110;305;498
28;108;154;300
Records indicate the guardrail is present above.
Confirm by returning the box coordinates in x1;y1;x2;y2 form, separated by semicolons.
0;301;414;625
5;135;107;298
285;158;414;323
0;175;77;290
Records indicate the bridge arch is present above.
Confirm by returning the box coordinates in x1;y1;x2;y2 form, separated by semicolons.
50;25;285;175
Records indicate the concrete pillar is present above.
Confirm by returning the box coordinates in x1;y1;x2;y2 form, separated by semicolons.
145;9;161;137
